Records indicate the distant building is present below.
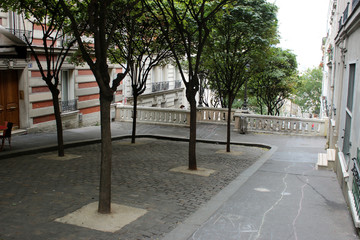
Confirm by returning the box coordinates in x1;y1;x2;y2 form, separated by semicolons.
279;99;302;117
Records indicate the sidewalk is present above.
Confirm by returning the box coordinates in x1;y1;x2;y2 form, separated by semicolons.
0;122;358;240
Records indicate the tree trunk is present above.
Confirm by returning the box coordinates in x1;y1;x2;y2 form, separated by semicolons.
51;90;64;157
226;101;233;153
267;105;273;115
188;95;197;170
131;94;138;144
98;94;112;214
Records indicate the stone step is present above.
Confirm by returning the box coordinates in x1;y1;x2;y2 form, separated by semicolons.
316;149;336;171
317;153;328;170
12;129;27;136
327;148;336;170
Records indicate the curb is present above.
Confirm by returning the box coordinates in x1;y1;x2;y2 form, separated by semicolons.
0;134;272;159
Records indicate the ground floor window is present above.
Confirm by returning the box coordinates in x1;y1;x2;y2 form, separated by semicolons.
61;70;76;112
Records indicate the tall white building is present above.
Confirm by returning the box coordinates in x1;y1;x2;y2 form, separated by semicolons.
123;64;186;109
322;0;360;228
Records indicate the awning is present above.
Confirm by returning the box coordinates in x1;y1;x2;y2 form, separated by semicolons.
0;25;27;59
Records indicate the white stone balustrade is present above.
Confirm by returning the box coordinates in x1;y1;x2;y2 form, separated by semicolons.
234;111;327;136
116;105;189;126
197;107;236;124
115;105;327;136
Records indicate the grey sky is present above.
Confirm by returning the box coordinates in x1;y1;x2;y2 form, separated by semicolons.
270;0;329;72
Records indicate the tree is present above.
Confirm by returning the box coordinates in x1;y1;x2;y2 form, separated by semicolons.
203;0;278;152
293;67;322;115
249;47;298;115
0;0;76;157
109;3;173;144
59;0;137;214
143;0;228;170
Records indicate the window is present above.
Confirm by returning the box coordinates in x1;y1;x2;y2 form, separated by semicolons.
343;64;356;165
343;112;352;162
161;65;167;83
151;66;159;83
151;66;169;92
347;64;356;111
61;70;76;112
174;66;182;89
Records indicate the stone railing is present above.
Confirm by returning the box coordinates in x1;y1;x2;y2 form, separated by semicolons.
116;105;189;126
234;111;327;136
115;105;327;136
116;105;236;126
197;107;235;125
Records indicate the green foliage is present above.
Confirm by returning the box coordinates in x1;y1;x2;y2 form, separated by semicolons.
202;0;278;108
143;0;228;97
108;2;173;97
249;47;298;115
143;0;228;166
293;67;323;114
234;85;265;113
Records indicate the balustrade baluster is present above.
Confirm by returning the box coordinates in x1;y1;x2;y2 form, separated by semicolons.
276;120;280;131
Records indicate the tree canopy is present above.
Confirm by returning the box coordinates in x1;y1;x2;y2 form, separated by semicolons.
109;2;173;144
202;0;278;151
293;67;323;115
143;0;228;170
249;47;298;115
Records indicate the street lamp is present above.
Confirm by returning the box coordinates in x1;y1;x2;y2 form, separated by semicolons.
198;72;205;107
242;79;248;111
241;64;250;113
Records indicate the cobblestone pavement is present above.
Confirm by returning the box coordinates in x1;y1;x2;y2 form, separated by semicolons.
0;138;266;240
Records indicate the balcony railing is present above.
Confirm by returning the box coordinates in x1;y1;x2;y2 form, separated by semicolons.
339;16;343;31
115;105;326;136
343;2;350;23
174;80;182;89
6;28;32;43
352;148;360;217
353;0;360;11
152;82;169;92
61;99;77;112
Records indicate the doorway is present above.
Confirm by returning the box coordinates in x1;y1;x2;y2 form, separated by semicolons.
0;70;20;127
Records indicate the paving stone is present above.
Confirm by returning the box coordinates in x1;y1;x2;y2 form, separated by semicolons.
0;139;265;240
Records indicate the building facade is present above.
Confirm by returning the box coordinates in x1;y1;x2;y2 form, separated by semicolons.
0;10;186;132
322;0;360;228
123;64;186;109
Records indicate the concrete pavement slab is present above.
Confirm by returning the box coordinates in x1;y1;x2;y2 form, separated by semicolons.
55;202;147;233
165;131;358;240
